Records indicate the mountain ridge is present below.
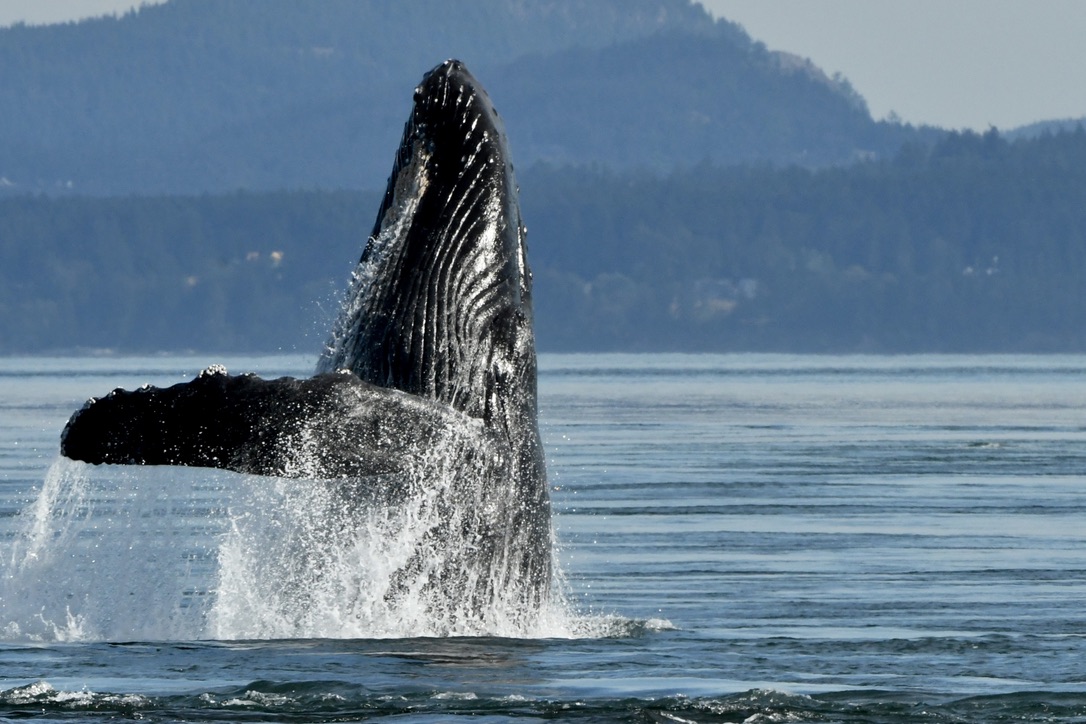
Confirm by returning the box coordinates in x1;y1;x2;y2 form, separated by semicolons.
0;0;935;195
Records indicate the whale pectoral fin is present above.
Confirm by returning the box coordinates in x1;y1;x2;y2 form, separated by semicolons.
60;369;478;479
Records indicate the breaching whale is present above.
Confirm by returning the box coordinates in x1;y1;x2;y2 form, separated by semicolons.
60;60;551;614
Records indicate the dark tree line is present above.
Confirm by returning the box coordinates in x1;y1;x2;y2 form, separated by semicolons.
0;191;377;352
526;127;1086;351
2;128;1085;353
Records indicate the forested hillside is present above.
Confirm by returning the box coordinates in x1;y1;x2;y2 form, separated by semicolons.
3;0;1079;354
3;128;1084;354
529;128;1086;351
0;0;933;195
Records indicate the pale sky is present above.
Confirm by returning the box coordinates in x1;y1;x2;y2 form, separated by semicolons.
698;0;1086;130
1;0;1083;131
0;0;165;26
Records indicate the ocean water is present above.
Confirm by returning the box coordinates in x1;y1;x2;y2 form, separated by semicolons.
1;353;1085;722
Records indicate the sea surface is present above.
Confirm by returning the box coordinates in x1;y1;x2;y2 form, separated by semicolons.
1;353;1085;722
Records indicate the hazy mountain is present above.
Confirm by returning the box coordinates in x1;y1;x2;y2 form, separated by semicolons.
0;0;934;195
487;32;917;171
12;0;1081;356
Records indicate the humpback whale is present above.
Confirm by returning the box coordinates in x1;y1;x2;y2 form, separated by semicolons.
60;60;551;615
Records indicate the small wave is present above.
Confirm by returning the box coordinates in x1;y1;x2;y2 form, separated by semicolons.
537;610;677;639
6;681;1085;722
0;680;150;714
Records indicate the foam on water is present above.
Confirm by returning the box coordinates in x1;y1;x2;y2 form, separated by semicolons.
0;453;625;642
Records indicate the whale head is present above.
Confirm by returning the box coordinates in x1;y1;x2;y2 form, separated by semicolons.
319;59;537;434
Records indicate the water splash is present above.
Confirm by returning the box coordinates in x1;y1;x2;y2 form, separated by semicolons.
1;458;225;641
206;415;579;639
208;466;559;639
0;454;620;642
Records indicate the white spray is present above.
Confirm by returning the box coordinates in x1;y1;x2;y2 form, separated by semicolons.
0;447;596;641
